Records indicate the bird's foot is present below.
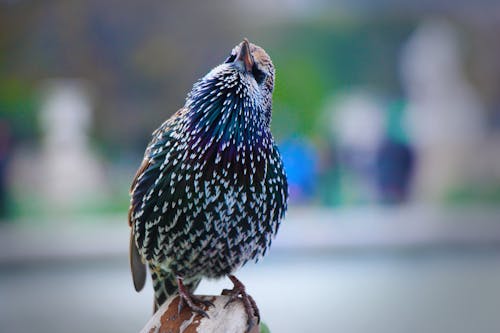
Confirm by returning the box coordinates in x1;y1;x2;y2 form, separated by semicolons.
221;275;260;332
177;277;214;318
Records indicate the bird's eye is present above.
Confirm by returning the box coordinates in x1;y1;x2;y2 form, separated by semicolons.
252;64;266;84
224;53;237;63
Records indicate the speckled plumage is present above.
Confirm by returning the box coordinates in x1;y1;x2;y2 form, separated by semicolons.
128;40;288;310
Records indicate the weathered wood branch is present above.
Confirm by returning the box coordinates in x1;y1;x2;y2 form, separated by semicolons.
140;294;261;333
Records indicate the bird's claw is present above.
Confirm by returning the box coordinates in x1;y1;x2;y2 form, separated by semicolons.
177;277;214;318
222;275;260;332
178;294;213;318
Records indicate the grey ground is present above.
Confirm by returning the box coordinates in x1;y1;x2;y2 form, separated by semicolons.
1;206;500;333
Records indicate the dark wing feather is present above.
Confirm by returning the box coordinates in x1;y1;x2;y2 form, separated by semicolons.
128;110;187;289
129;229;146;291
128;158;152;226
128;158;152;291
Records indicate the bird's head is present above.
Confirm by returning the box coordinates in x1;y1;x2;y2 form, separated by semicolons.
224;38;275;97
187;39;275;130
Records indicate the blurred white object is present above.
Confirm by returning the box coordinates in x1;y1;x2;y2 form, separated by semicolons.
331;90;384;152
38;79;107;210
326;90;385;202
400;18;485;201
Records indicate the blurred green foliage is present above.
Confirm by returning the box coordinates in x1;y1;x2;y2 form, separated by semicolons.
267;18;414;141
260;321;271;333
0;78;38;141
273;57;327;139
446;185;500;206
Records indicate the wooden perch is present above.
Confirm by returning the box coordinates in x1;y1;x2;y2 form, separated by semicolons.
140;294;261;333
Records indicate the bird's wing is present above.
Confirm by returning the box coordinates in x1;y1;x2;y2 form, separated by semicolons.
128;109;187;290
128;157;152;227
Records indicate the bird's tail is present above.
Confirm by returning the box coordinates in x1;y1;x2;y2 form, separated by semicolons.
150;266;201;312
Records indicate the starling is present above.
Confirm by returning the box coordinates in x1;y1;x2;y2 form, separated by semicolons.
128;39;288;326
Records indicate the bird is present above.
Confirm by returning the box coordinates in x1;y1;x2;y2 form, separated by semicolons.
128;39;288;328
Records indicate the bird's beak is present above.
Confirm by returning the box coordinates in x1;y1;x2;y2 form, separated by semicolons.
236;38;254;72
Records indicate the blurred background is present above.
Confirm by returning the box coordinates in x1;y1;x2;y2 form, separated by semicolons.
1;1;500;332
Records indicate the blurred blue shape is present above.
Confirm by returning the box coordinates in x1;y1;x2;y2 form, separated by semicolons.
375;100;415;204
279;137;318;203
